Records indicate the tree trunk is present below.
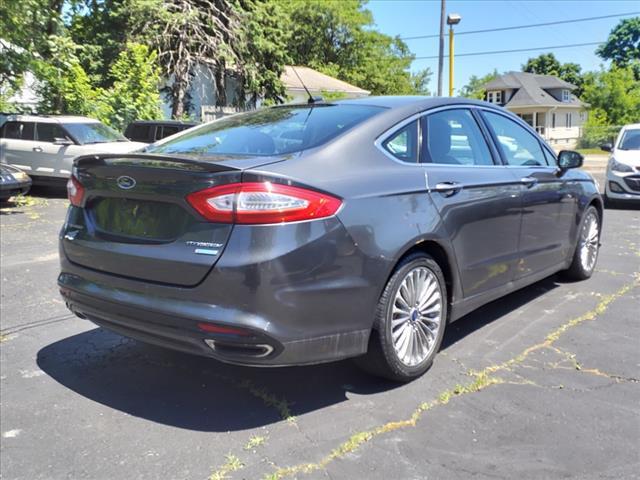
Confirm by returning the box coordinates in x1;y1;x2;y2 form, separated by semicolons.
215;61;227;107
171;77;186;119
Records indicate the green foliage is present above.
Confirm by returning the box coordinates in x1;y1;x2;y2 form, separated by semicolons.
522;53;585;95
597;17;640;68
460;70;499;99
233;0;290;106
579;64;640;147
282;0;430;95
99;43;163;129
33;35;99;115
581;65;640;126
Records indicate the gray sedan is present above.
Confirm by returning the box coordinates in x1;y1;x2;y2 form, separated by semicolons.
58;97;602;381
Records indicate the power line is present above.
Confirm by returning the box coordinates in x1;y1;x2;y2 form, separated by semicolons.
414;41;604;60
401;12;639;40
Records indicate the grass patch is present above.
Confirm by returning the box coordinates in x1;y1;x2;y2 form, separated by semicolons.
209;454;243;480
244;434;268;450
576;148;608;156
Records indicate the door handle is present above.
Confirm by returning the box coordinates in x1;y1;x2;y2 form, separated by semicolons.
433;181;463;197
32;146;43;152
520;176;538;188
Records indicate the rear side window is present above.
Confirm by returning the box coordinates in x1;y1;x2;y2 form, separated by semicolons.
161;125;181;138
422;109;494;166
149;105;384;156
383;120;418;163
36;123;69;142
482;111;549;166
126;124;151;142
1;121;35;140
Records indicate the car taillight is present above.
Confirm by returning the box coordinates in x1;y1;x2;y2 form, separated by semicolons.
67;175;85;206
186;182;342;224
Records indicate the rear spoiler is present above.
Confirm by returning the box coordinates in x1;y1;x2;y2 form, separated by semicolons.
73;153;241;173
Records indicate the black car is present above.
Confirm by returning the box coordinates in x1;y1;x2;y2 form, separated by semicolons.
59;97;602;382
123;120;198;143
0;163;32;200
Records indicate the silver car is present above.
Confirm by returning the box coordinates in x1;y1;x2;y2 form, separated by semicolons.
0;115;146;185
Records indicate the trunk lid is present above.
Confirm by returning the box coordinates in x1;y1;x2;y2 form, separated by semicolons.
62;153;282;286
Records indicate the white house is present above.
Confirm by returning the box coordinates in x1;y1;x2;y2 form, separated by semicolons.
162;65;371;122
482;72;588;148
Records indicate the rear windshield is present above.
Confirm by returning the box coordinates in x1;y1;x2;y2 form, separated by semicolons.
147;104;384;156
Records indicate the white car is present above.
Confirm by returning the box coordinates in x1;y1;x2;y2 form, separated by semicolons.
602;123;640;204
0;115;146;185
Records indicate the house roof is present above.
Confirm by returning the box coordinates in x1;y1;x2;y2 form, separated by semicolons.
484;71;585;108
281;66;370;95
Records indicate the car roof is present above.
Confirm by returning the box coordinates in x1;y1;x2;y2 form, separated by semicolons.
3;115;100;124
335;95;493;110
621;123;640;130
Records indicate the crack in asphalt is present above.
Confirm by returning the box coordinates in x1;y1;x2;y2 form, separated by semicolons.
251;278;640;480
0;314;75;338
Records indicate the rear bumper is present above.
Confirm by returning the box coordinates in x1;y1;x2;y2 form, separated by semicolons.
58;217;379;366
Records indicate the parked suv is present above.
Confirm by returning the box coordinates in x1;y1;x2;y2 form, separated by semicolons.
602;123;640;204
0;115;146;185
124;120;197;143
59;98;602;382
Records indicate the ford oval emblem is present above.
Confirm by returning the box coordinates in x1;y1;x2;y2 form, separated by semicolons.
117;175;136;190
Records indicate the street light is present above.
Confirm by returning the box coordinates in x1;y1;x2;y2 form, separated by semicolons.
447;13;461;97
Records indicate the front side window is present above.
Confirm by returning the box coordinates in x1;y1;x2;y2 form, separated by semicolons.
1;121;35;140
36;123;70;143
482;111;549;166
150;105;383;157
422;109;494;166
64;122;127;145
382;120;418;163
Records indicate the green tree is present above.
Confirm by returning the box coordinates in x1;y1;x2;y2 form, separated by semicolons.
233;0;290;107
522;53;584;95
99;43;163;129
581;65;640;126
0;0;64;92
282;0;430;95
32;35;99;115
460;69;499;99
596;17;640;67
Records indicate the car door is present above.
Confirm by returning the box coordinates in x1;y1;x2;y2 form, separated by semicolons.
419;107;523;299
33;122;76;178
479;110;577;278
0;121;37;171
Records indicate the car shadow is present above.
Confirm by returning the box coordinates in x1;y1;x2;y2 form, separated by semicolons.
37;276;560;432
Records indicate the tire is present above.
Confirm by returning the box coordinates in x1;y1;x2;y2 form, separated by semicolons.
562;206;601;281
356;252;448;382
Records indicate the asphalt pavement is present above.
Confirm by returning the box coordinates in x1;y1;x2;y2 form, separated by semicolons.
1;179;638;480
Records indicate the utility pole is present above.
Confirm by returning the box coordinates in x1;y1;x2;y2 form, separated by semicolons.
437;0;445;96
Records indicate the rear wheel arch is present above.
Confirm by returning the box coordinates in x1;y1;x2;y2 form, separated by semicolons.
391;240;457;313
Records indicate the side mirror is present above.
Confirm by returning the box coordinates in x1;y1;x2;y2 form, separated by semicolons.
599;143;613;152
558;150;583;170
53;137;74;146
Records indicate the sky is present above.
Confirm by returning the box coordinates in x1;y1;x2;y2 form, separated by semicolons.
366;0;638;95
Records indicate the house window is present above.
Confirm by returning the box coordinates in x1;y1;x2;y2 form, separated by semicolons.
562;90;570;102
580;111;585;121
565;113;572;128
487;91;502;104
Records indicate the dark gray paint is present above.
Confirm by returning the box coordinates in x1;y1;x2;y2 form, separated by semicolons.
58;97;602;366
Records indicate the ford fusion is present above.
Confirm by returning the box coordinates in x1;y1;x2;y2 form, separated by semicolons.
58;97;602;381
